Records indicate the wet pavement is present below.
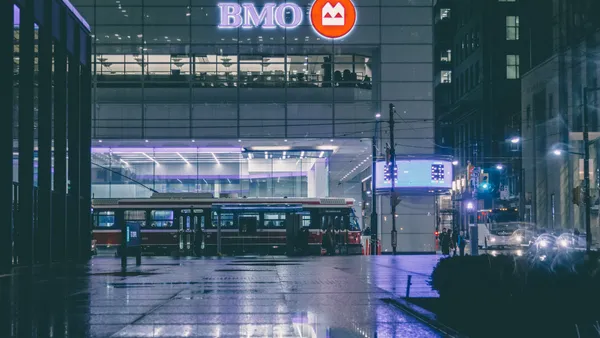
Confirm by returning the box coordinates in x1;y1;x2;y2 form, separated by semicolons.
1;255;443;337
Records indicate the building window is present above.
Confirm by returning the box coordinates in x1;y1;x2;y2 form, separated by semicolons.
441;49;451;62
441;8;451;19
506;16;520;40
506;55;520;79
441;70;452;83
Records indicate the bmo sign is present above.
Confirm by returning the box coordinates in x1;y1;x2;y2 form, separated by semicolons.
218;0;357;39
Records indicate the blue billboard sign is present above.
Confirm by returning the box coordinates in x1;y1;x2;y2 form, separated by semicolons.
375;159;453;190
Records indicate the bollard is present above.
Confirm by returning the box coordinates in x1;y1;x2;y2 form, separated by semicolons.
405;275;412;299
136;248;141;266
470;225;479;256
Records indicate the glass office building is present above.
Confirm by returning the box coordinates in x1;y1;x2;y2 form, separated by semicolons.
71;0;436;251
4;0;92;269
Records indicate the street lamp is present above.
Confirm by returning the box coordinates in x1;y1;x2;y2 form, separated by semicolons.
496;164;504;170
510;137;520;144
583;86;600;254
466;201;474;210
452;160;459;166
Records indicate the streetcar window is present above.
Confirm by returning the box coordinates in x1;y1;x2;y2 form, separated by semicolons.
94;211;115;228
301;214;311;228
264;213;286;228
349;215;361;231
321;215;351;231
150;210;174;228
212;212;235;229
124;210;146;227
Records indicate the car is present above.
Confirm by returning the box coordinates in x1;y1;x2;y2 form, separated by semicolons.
556;232;585;251
533;233;557;253
509;229;537;247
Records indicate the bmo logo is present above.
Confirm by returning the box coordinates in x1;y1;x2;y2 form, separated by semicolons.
310;0;357;39
217;0;357;40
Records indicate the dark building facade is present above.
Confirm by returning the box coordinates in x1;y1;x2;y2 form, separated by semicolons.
1;0;92;272
435;0;529;230
521;0;600;233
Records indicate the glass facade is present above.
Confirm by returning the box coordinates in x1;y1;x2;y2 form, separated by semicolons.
68;0;436;252
90;146;330;198
70;0;434;141
4;0;92;268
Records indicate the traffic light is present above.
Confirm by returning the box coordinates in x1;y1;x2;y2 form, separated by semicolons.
479;172;490;191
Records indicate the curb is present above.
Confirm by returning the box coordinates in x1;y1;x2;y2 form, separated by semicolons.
382;297;466;338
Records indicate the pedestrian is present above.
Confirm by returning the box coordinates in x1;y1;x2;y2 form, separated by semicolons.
451;229;458;256
440;228;450;255
458;230;467;256
322;226;335;255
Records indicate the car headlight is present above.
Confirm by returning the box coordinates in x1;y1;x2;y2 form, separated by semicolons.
515;235;523;242
539;240;548;248
559;239;569;248
516;249;523;256
489;237;496;242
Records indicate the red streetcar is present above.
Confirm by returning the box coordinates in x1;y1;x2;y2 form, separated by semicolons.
91;193;362;256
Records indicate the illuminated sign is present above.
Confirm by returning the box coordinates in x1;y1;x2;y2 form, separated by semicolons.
310;0;357;39
218;3;303;29
217;0;357;39
375;160;453;190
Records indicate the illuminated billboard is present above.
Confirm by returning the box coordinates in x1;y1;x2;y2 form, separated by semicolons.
375;160;453;190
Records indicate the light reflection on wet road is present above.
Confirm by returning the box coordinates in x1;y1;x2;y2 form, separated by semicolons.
0;255;443;337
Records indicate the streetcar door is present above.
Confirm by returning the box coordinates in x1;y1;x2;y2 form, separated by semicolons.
193;210;206;256
180;210;196;256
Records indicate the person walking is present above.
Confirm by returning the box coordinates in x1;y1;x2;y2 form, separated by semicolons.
322;226;335;255
451;229;458;256
458;230;467;256
440;228;450;256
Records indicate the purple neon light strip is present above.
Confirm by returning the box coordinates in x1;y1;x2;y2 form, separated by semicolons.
92;147;243;154
13;2;90;31
133;172;305;180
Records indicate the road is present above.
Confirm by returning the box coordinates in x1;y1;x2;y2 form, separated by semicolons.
0;255;444;337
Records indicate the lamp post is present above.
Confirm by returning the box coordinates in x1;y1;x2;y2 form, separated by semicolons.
371;113;381;255
583;87;600;254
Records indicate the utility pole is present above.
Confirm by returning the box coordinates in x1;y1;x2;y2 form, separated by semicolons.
389;103;398;255
371;117;379;255
583;87;598;254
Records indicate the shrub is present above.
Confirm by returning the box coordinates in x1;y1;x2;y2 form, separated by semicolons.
429;252;600;337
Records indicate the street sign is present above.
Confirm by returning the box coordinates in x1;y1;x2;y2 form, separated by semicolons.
126;221;141;247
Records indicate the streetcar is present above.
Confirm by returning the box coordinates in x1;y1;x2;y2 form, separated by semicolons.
91;193;362;256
